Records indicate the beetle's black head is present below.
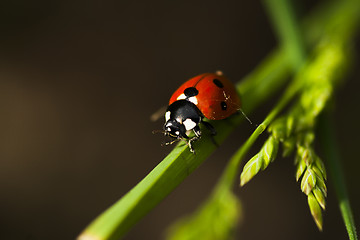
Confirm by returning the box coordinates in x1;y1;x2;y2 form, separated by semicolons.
163;119;187;139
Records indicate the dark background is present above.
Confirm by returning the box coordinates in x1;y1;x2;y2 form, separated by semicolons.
0;1;359;239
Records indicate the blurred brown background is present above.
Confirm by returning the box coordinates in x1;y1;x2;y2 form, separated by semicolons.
0;0;359;239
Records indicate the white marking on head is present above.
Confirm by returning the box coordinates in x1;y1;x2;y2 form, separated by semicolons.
175;117;182;124
167;127;171;132
188;96;198;105
165;111;171;122
183;118;197;131
176;93;186;101
175;131;180;135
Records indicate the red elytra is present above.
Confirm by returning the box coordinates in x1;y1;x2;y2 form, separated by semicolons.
169;72;241;120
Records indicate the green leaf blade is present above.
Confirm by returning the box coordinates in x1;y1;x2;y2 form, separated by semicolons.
240;153;263;186
262;136;279;167
308;192;323;231
301;168;317;195
295;159;306;181
313;187;326;210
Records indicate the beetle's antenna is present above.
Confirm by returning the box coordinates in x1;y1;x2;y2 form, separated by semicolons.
239;108;254;125
221;90;254;125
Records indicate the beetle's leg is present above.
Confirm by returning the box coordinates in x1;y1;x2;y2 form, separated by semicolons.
161;137;181;146
187;126;202;153
201;121;216;136
201;121;218;147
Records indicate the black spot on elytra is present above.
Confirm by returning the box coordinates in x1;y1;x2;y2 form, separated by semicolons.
213;79;224;88
221;101;227;110
184;87;199;97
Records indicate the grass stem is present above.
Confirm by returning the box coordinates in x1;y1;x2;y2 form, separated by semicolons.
262;0;307;70
319;113;358;240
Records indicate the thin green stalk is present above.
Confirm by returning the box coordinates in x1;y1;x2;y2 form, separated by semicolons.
227;0;307;184
237;2;307;183
319;114;358;240
240;0;360;232
217;76;302;190
262;0;307;70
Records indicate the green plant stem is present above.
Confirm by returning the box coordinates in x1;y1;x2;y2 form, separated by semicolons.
262;0;307;70
217;76;302;191
226;0;307;183
319;114;358;240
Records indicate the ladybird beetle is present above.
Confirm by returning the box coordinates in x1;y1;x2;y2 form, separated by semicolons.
163;71;241;152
